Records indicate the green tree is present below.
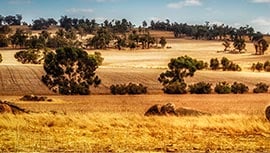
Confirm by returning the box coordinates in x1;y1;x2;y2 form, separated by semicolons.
214;81;231;94
10;29;29;48
188;82;212;94
158;56;199;94
14;49;42;64
88;28;111;49
42;47;102;95
253;82;269;93
210;58;219;70
159;37;167;48
231;82;249;94
233;38;246;52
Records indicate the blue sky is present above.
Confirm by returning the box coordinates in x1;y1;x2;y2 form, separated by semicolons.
1;0;270;33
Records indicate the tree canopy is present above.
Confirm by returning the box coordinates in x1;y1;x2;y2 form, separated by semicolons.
42;47;102;95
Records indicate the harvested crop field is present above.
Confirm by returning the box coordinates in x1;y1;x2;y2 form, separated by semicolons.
0;39;270;152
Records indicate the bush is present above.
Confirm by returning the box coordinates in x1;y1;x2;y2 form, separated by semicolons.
110;83;147;95
195;60;208;70
214;81;231;94
110;84;127;95
188;82;212;94
231;82;249;94
229;63;242;71
264;61;270;72
210;58;219;70
221;57;241;71
163;81;187;94
253;82;269;93
221;57;230;70
126;83;147;95
251;62;264;72
14;49;42;64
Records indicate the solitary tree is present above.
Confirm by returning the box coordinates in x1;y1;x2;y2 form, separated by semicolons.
42;47;102;95
159;37;167;48
158;56;199;94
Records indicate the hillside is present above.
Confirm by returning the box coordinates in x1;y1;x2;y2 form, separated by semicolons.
0;39;269;95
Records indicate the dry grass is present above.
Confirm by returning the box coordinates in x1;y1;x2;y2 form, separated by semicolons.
1;38;270;152
0;113;269;152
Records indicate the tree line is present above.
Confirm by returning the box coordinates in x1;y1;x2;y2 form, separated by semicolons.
150;20;257;41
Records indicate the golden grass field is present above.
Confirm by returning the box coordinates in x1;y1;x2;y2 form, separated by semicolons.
0;38;270;152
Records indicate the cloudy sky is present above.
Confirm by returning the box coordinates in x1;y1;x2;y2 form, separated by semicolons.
1;0;270;33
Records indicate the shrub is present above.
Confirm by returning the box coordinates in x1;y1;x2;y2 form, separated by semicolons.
221;57;241;71
163;81;187;94
231;82;249;94
264;61;270;72
110;84;127;95
253;82;269;93
110;83;147;95
14;49;42;64
256;62;264;72
126;83;147;95
214;81;231;94
210;58;219;70
229;63;242;71
188;82;212;94
195;60;208;70
221;57;230;70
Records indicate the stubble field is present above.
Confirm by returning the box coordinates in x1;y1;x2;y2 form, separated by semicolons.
0;39;270;152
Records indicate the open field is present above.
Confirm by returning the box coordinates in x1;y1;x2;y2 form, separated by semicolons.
0;39;270;152
1;94;270;152
0;39;270;95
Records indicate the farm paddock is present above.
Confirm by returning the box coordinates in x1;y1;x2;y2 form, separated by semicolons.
0;39;270;152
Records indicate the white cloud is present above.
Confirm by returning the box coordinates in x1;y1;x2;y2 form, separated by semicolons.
251;17;270;26
167;0;202;9
251;17;270;33
251;0;270;3
66;8;94;14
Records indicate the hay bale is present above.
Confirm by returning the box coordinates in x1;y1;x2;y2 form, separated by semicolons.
0;103;13;113
176;107;210;116
266;106;270;121
144;104;162;116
